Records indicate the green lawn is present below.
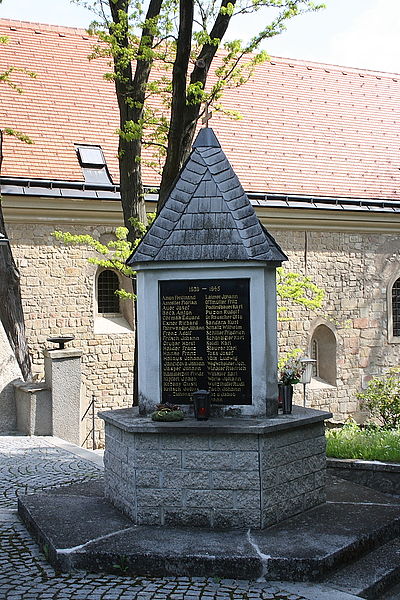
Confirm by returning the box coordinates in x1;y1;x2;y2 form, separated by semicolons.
326;423;400;462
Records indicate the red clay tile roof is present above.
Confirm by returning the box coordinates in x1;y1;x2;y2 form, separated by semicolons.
1;18;399;200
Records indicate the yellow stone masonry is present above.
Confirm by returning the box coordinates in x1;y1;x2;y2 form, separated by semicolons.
5;222;400;446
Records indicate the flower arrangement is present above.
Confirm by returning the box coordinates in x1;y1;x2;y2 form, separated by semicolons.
279;357;305;385
151;402;184;422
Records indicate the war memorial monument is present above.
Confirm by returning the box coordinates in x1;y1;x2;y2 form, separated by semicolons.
100;127;331;530
17;129;400;594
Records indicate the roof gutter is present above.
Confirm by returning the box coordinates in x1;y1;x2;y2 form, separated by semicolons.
1;176;400;213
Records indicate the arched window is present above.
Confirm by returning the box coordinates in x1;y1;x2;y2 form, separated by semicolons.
391;277;400;338
311;338;319;378
310;324;337;386
97;270;120;314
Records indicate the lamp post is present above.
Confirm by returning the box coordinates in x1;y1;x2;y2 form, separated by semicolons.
300;357;316;407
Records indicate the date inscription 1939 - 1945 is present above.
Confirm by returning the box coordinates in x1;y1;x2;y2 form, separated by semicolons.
160;279;251;405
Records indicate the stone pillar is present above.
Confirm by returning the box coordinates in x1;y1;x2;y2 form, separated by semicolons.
43;348;83;445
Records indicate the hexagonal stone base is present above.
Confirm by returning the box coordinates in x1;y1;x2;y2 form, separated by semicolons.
100;406;331;529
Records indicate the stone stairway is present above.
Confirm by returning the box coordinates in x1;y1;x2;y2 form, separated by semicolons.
320;535;400;599
18;474;400;598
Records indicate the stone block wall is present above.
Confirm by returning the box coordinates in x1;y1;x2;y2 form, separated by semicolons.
103;416;327;529
4;218;400;443
270;228;400;421
260;423;326;526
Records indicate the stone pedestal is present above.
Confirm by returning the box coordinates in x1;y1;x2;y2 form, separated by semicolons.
44;348;83;445
100;406;331;529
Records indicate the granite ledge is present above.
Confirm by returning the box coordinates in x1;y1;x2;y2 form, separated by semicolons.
328;457;400;473
99;406;332;435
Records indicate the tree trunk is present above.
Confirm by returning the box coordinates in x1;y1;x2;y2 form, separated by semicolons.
108;0;164;403
157;0;236;209
158;0;194;207
109;0;164;240
0;203;31;381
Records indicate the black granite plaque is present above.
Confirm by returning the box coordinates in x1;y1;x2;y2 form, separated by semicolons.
160;279;251;405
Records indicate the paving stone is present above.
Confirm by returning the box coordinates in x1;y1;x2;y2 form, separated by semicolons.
0;435;312;600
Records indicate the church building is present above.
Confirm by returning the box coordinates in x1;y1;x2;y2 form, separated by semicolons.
1;18;399;445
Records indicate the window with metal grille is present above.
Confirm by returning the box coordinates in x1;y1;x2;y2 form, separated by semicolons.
98;270;120;314
311;339;319;378
392;278;400;337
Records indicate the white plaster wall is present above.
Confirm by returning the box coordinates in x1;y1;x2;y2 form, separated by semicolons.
0;320;22;432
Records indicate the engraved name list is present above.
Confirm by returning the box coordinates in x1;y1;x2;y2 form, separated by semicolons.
160;279;251;405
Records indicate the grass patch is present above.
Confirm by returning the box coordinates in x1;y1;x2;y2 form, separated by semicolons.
326;422;400;462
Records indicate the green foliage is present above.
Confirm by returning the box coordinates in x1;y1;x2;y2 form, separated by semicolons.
277;348;302;370
151;402;184;421
0;33;36;144
277;266;324;319
112;554;130;573
0;35;36;93
52;227;136;298
357;368;400;429
82;1;325;176
326;419;400;462
118;119;144;142
42;543;50;560
2;128;33;144
52;215;155;301
151;409;184;421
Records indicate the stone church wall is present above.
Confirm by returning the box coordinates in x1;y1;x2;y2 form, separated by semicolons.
271;228;400;421
5;220;400;445
8;223;134;448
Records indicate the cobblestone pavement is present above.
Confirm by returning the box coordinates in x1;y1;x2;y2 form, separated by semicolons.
0;435;312;600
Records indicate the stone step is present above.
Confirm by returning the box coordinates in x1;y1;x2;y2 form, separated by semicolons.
322;537;400;599
17;476;400;581
252;477;400;581
378;579;400;599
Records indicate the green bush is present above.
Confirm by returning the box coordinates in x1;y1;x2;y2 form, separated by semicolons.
357;368;400;429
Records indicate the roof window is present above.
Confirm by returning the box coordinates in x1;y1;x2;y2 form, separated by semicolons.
75;144;112;185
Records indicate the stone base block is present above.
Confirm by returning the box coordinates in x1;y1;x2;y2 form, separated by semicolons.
14;380;52;436
100;406;331;529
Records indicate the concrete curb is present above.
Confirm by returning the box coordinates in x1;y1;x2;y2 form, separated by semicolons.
327;457;400;497
271;581;362;600
44;436;104;469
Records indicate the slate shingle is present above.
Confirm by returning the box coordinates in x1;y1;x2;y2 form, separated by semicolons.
129;128;287;265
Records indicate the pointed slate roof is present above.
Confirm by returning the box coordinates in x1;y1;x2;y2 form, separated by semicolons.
129;128;287;265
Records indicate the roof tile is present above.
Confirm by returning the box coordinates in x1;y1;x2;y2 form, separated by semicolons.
1;19;399;200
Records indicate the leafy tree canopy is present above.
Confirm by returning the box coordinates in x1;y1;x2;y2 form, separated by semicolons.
75;0;324;238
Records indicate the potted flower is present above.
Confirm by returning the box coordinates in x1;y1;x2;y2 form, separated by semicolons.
278;357;305;414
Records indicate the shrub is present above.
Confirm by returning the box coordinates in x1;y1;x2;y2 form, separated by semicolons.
357;368;400;429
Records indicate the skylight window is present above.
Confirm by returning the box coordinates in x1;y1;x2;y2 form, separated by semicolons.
75;144;112;185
